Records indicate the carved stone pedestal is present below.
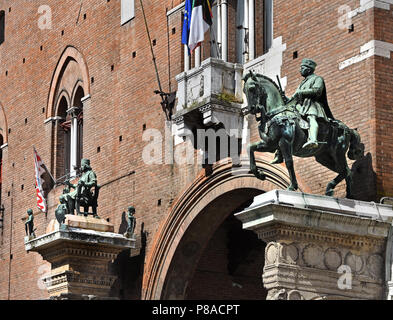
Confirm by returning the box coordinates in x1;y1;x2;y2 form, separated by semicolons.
235;190;393;300
25;215;135;299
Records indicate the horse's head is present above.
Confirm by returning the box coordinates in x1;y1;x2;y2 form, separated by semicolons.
243;71;267;116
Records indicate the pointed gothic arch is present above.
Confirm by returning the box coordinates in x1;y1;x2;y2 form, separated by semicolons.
47;46;90;119
47;46;90;178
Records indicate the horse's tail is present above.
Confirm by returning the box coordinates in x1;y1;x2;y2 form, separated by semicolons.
348;128;364;160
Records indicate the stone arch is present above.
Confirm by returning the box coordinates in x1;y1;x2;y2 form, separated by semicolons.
142;157;305;300
71;80;85;108
54;90;71;117
46;46;90;119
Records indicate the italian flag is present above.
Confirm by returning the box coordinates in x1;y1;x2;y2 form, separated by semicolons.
188;0;214;52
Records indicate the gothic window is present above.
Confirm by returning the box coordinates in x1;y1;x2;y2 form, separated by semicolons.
48;46;90;181
56;95;71;179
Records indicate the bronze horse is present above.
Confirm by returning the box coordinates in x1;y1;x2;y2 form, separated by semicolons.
244;72;364;198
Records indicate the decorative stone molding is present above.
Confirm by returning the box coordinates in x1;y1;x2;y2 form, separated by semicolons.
25;215;135;299
349;0;393;19
339;40;393;70
44;116;63;124
166;2;185;17
235;190;393;300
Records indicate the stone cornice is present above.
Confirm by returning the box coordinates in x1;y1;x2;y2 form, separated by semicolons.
25;227;135;253
235;190;393;241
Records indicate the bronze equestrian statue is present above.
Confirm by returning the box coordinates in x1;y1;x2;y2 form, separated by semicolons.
244;59;364;198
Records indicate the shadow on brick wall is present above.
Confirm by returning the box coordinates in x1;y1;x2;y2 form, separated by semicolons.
110;215;147;300
351;152;377;202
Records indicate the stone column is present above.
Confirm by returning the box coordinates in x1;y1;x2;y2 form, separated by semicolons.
217;0;222;58
235;190;393;300
67;107;80;177
195;46;201;68
184;45;190;71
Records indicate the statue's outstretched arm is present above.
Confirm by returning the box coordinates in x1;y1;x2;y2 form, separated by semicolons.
66;180;77;189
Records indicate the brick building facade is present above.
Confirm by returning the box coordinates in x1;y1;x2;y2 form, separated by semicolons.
0;0;392;300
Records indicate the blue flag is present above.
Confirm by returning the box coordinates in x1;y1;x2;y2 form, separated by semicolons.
181;0;192;54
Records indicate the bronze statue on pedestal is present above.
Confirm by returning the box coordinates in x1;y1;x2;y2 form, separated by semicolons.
244;59;364;198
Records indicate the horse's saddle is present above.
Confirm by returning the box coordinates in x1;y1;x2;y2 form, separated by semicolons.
263;113;310;134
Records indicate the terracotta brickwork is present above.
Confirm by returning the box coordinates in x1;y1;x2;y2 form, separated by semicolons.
0;0;391;300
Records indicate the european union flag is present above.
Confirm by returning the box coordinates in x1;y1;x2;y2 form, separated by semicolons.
181;0;192;54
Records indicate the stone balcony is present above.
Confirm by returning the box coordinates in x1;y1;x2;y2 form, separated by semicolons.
173;57;244;139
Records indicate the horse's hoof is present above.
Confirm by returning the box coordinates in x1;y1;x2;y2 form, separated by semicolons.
287;185;298;191
326;189;334;197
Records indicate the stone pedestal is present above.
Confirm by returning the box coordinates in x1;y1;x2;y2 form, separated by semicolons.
235;190;393;300
25;215;135;299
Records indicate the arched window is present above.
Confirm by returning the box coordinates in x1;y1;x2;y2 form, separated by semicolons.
72;86;84;169
56;95;71;179
47;46;90;180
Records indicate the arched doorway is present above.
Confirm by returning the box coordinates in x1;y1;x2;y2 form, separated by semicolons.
143;158;298;300
167;188;267;300
185;208;267;299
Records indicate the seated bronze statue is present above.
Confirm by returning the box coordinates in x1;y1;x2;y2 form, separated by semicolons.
61;159;100;218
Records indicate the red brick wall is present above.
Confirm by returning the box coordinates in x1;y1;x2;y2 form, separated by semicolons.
0;0;391;300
